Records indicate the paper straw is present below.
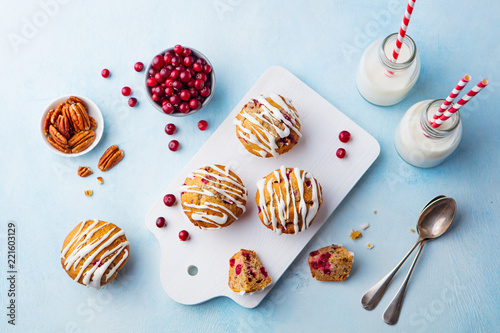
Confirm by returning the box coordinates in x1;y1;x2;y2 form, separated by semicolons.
430;74;471;123
385;0;417;77
432;79;489;128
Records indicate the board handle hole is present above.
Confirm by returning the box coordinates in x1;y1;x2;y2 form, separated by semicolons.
187;265;198;276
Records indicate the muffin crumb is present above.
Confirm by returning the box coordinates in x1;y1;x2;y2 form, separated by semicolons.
350;230;362;240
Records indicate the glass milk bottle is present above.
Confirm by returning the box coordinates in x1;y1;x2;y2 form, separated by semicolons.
356;33;420;106
394;99;462;168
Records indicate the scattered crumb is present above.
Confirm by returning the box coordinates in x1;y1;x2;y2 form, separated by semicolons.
350;230;362;240
84;190;93;197
97;177;103;185
361;223;370;230
410;229;415;233
373;210;377;214
366;243;374;249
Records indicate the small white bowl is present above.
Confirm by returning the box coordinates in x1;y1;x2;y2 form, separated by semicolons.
40;95;104;157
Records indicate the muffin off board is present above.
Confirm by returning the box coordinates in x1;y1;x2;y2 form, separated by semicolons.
145;66;380;308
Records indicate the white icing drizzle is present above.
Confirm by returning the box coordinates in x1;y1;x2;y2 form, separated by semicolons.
180;165;248;228
256;166;322;235
234;94;302;157
61;219;129;289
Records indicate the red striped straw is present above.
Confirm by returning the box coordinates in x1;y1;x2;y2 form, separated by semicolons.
430;74;471;123
432;79;489;128
385;0;417;77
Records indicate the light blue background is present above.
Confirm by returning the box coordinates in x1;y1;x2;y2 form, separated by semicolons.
1;0;499;332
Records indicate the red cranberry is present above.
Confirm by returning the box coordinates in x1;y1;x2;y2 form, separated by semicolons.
182;48;192;57
180;71;192;83
200;87;211;97
179;102;190;113
170;95;181;105
173;44;184;54
165;78;174;87
194;79;205;90
165;86;174;96
152;55;165;70
339;130;351;143
121;86;132;96
148;68;157;76
193;63;203;72
187;79;195;88
183;56;194;67
195;72;208;82
165;64;174;71
134;62;144;72
196;58;207;66
164;53;173;65
146;77;157;87
163;194;176;206
169;140;180;151
235;264;242;275
180;89;191;101
155;73;165;83
170;70;180;80
310;251;319;257
156;217;166;228
178;230;189;241
172;80;183;90
336;148;346;159
165;123;176;135
205;80;212;88
229;258;235;267
203;64;212;74
171;56;181;67
101;68;110;78
198;120;208;131
175;65;186;72
128;97;137;107
260;267;269;278
189;98;200;110
160;68;171;78
152;93;160;102
163;102;175;114
189;87;199;98
151;86;160;95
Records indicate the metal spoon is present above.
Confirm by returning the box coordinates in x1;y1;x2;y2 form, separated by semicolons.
383;197;456;325
361;195;447;311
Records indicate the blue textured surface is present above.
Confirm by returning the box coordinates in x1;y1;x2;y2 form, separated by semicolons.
1;1;499;332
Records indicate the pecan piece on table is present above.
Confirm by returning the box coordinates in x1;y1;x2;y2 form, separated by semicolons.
98;145;124;171
77;166;93;177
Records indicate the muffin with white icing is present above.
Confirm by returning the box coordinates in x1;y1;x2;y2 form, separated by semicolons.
180;164;248;229
234;94;301;158
61;219;130;288
256;166;323;235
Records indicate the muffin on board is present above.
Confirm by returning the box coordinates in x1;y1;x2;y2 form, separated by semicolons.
228;249;272;293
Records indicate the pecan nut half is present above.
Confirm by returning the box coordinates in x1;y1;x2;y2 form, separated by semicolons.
89;116;97;130
69;96;87;109
76;102;91;130
98;145;124;171
77;166;93;177
47;136;71;153
69;130;95;153
43;109;55;136
49;125;68;146
50;103;63;124
56;115;71;139
69;104;85;132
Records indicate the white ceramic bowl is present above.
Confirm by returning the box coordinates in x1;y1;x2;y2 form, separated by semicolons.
40;95;104;157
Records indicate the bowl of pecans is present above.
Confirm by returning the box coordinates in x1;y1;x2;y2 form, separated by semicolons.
41;95;104;156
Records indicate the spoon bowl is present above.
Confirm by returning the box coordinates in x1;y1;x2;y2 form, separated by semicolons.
417;197;456;240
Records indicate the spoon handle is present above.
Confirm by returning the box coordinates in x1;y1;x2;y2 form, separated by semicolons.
383;241;426;325
361;240;420;310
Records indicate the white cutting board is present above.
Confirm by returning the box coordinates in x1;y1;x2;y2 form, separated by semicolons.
145;66;380;308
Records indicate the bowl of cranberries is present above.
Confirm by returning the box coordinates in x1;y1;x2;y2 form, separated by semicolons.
145;44;215;116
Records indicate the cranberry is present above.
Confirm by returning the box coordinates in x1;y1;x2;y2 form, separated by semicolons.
203;64;212;74
200;86;211;97
175;65;186;72
101;68;110;78
205;80;212;88
169;140;180;151
156;217;166;228
235;264;242;275
164;53;173;65
152;55;165;69
159;68;170;78
173;44;184;54
179;102;190;113
165;64;174;71
170;70;180;80
336;148;346;159
165;78;174;87
260;267;269;278
163;102;175;114
189;87;199;98
339;130;351;143
183;56;194;67
163;194;176;206
229;258;235;267
196;72;208;82
134;62;144;72
194;79;205;90
193;63;203;72
196;58;207;66
187;79;196;88
151;86;160;95
198;120;208;131
146;77;157;87
155;73;165;83
182;48;192;57
170;95;181;105
165;123;176;135
152;93;160;102
148;68;157;76
171;56;181;67
172;80;183;90
310;251;319;257
180;71;192;83
189;99;200;110
180;89;191;101
165;86;174;96
178;230;189;241
121;87;132;96
128;97;137;107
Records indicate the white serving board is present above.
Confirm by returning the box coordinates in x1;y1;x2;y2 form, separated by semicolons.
145;66;380;308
